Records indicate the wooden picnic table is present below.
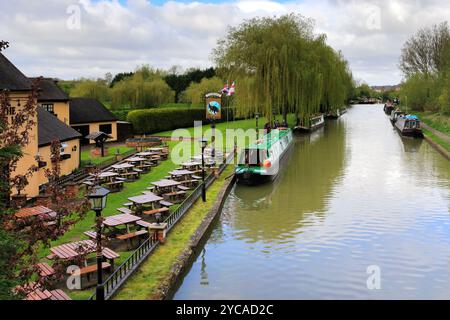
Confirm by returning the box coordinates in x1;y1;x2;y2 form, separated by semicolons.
104;180;124;192
151;179;181;195
128;193;164;214
169;169;194;181
25;289;53;301
15;206;56;219
50;240;119;263
126;157;147;163
111;163;135;172
136;151;159;158
182;161;201;170
103;214;141;228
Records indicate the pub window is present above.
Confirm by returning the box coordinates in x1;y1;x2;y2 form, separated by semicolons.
6;106;16;115
99;124;112;134
42;103;54;113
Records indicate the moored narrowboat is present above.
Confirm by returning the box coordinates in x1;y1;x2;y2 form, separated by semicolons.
235;128;293;185
326;108;347;119
383;102;394;115
294;114;325;133
389;109;405;123
394;114;423;138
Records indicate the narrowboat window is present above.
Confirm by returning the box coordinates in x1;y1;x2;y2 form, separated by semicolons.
239;149;267;166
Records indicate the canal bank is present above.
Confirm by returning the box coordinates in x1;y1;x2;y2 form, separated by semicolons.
113;165;235;300
173;104;450;300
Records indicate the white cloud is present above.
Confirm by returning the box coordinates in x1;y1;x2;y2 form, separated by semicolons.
1;0;449;85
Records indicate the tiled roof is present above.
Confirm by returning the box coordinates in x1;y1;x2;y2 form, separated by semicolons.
69;98;117;124
0;53;32;91
38;107;81;147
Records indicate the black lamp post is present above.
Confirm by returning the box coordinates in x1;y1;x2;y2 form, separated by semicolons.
88;186;110;301
199;138;208;202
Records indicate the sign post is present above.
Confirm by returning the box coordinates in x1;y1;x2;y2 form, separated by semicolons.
205;93;222;160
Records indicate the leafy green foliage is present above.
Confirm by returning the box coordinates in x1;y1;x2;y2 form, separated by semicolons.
213;14;354;124
180;76;224;104
110;65;175;109
127;107;206;134
165;67;216;102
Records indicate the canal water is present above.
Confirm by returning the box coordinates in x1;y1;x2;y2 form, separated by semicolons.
173;104;450;299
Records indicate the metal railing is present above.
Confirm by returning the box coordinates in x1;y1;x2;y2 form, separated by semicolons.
89;150;234;300
101;235;159;300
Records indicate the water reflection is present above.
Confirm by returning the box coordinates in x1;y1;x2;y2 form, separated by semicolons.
174;105;450;300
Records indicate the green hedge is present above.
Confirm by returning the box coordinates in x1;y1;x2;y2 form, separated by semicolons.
127;107;240;134
127;108;206;134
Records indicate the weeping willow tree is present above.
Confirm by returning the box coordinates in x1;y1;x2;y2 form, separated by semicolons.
213;14;354;125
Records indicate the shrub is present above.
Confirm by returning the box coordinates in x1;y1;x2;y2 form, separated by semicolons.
127;107;240;134
127;107;206;134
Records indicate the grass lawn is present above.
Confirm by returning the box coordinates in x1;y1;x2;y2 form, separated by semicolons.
114;165;235;300
80;146;135;167
416;112;450;136
39;140;198;300
156;114;297;150
423;128;450;152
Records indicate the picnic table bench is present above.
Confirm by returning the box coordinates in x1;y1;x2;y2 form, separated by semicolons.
116;230;148;241
49;289;71;300
67;262;112;284
136;220;152;229
163;190;186;203
116;230;148;249
104;181;124;192
178;185;190;191
143;207;169;216
192;175;203;180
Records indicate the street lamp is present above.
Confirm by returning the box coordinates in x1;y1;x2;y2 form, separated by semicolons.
88;186;110;301
198;138;208;202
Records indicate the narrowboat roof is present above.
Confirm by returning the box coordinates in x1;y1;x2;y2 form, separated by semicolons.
248;129;291;150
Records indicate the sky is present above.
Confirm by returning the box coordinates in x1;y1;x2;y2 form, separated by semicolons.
1;0;450;85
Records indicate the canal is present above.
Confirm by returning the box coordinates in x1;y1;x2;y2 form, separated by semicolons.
173;104;450;299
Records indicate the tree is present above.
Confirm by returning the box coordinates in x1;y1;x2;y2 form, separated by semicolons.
180;76;223;105
213;14;353;124
400;22;450;76
0;42;89;298
70;78;110;103
164;67;216;103
110;65;175;109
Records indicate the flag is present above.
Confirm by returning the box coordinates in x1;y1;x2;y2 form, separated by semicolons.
220;83;229;95
228;81;235;96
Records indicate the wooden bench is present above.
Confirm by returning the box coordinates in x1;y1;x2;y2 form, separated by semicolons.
192;175;203;180
133;168;143;173
104;181;124;192
123;202;133;208
117;207;133;214
143;207;169;216
67;262;111;284
136;220;152;229
178;185;190;191
50;289;71;301
116;230;148;241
